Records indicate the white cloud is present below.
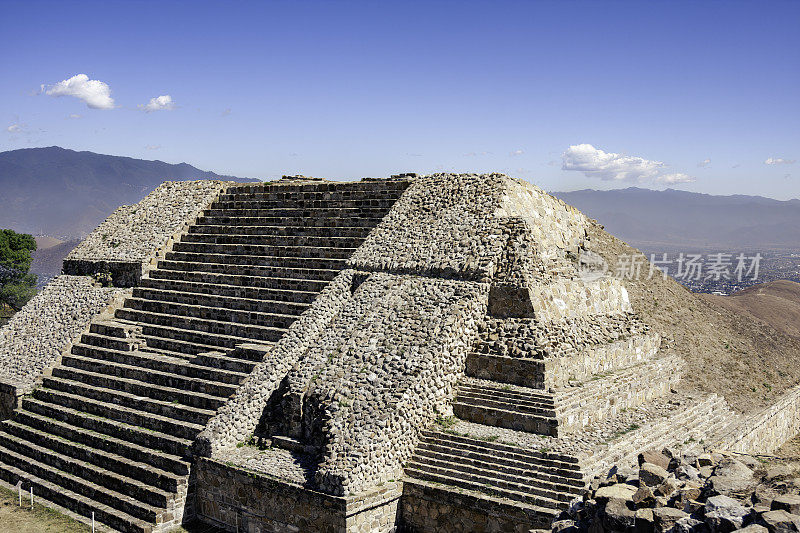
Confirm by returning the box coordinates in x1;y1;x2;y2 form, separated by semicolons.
68;113;82;119
765;157;795;165
7;124;22;133
655;173;695;184
509;149;524;157
697;158;711;167
139;95;175;113
45;74;115;109
145;144;161;150
562;143;695;183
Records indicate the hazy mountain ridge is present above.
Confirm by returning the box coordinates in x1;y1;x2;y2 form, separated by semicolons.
0;146;256;239
553;187;800;250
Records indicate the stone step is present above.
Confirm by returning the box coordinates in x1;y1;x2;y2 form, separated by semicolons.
181;232;364;249
0;429;175;509
411;447;584;491
188;224;372;238
0;456;155;533
196;215;383;228
135;321;267;354
40;376;216;427
422;431;582;471
81;331;140;352
11;408;188;476
21;399;191;458
155;260;339;283
123;296;300;329
404;464;568;510
458;382;556;412
217;191;403;205
31;388;204;441
50;366;228;411
407;456;580;503
163;251;347;271
417;437;583;479
210;198;398;210
452;402;558;436
132;286;310;316
0;440;164;523
171;241;356;260
67;345;244;391
190;350;258;374
139;277;319;305
115;307;286;343
148;268;330;292
226;181;408;195
201;206;390;219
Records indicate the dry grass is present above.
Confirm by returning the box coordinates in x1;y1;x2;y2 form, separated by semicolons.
0;485;89;533
0;485;223;533
586;222;800;414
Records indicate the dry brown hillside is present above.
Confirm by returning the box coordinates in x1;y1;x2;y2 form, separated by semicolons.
585;221;800;414
700;280;800;339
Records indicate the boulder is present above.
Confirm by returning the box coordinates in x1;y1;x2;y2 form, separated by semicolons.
759;510;800;533
641;463;670;488
603;498;636;531
675;465;702;483
739;526;769;533
652;507;689;532
633;486;657;507
704;494;751;533
636;508;655;533
640;450;672;470
656;477;680;498
772;496;800;515
552;519;578;533
674;516;706;533
596;483;637;503
714;457;754;479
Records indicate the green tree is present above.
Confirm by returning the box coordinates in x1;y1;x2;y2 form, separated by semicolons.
0;229;37;313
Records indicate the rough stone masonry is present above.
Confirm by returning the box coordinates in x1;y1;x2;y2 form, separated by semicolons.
0;173;798;533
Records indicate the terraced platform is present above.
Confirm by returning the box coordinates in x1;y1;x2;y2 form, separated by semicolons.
0;179;408;532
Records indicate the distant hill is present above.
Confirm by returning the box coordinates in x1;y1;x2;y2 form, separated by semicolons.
700;280;800;339
31;236;80;288
0;146;256;239
552;187;800;250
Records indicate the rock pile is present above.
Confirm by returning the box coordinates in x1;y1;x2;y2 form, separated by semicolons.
554;449;800;533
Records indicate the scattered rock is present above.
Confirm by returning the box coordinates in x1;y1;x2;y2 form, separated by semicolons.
773;497;800;517
759;510;800;533
705;495;751;532
641;463;670;488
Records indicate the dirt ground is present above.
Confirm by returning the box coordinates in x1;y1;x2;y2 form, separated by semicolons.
585;221;800;414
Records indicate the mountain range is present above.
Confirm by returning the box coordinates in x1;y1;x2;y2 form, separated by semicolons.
552;187;800;250
0;146;256;239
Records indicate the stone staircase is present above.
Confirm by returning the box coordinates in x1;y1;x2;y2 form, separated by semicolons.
404;308;686;529
453;379;558;436
0;179;408;532
405;431;584;527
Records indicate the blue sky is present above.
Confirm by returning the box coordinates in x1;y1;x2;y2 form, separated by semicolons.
2;0;798;198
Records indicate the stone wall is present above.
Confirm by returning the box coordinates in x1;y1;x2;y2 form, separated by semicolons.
556;353;684;433
401;479;553;532
292;273;488;496
543;332;661;389
195;269;357;456
528;278;632;321
0;275;122;417
195;457;401;533
716;383;800;454
64;180;231;286
347;173;508;281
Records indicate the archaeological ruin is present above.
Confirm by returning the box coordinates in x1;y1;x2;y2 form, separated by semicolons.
0;173;799;532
